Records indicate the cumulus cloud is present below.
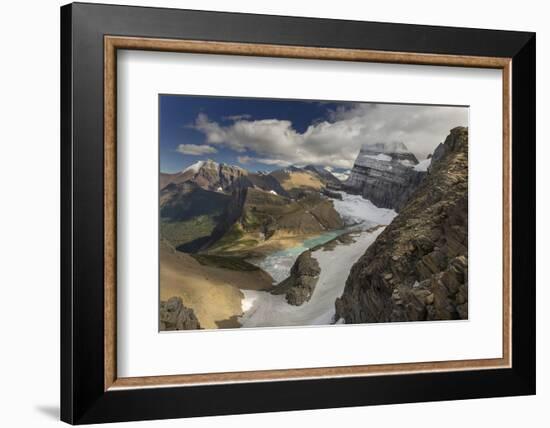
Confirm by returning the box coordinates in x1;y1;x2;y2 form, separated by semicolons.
176;143;218;156
237;155;252;164
255;158;292;167
238;155;291;167
192;104;468;168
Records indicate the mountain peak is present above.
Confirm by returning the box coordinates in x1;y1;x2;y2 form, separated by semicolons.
355;141;419;167
181;160;205;175
202;159;219;167
180;159;223;175
360;141;410;155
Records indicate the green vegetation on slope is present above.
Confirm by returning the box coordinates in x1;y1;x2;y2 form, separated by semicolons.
207;222;260;254
190;254;262;271
160;183;230;222
204;187;345;255
160;215;217;248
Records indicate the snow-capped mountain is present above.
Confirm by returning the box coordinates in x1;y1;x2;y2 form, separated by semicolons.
160;159;247;192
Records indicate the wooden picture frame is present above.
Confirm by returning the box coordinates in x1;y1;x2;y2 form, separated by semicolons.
61;2;535;424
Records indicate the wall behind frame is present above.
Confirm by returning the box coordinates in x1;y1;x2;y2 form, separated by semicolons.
0;1;545;427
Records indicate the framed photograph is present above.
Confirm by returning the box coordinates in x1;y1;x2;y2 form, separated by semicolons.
61;2;535;424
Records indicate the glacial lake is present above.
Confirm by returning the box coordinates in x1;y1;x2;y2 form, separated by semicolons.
239;192;397;328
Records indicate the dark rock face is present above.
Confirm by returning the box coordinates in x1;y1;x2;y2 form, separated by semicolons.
321;187;343;200
343;141;426;211
228;173;289;197
160;181;230;222
160;297;201;330
271;251;321;306
303;164;342;186
192;160;248;191
335;127;468;323
430;142;447;166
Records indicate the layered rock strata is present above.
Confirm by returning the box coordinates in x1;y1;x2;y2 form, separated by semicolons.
344;141;426;211
335;127;469;323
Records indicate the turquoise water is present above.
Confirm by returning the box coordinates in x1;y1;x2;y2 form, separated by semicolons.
252;230;345;283
239;193;398;327
248;191;397;284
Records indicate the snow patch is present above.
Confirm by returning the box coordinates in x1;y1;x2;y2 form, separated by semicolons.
241;293;258;312
269;190;278;195
332;192;397;228
414;158;431;172
239;227;386;327
364;153;392;162
181;160;204;175
332;171;350;181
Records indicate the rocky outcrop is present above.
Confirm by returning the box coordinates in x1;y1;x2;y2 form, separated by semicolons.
192;160;248;191
343;141;426;211
228;173;289;197
271;251;321;305
160;296;201;330
335;127;468;323
321;188;343;200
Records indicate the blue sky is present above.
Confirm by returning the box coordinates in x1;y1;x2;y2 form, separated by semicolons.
160;95;342;173
159;94;468;174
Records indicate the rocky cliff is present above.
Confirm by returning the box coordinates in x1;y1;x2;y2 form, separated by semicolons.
271;250;321;305
160;296;201;330
335;127;468;323
344;141;426;210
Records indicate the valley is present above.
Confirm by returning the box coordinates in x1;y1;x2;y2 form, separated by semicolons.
159;128;468;330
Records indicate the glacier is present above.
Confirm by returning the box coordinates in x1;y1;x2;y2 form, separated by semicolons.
239;193;397;328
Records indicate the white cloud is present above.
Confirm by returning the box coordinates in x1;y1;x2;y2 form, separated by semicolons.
192;104;468;168
255;158;292;167
238;155;291;167
237;155;252;164
176;144;218;156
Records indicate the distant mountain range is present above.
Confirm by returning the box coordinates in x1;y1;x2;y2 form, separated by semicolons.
160;161;346;255
159;139;437;256
160;159;248;192
160;160;350;193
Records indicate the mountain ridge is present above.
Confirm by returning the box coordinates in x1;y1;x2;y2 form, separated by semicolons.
161;161;346;255
335;126;469;323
